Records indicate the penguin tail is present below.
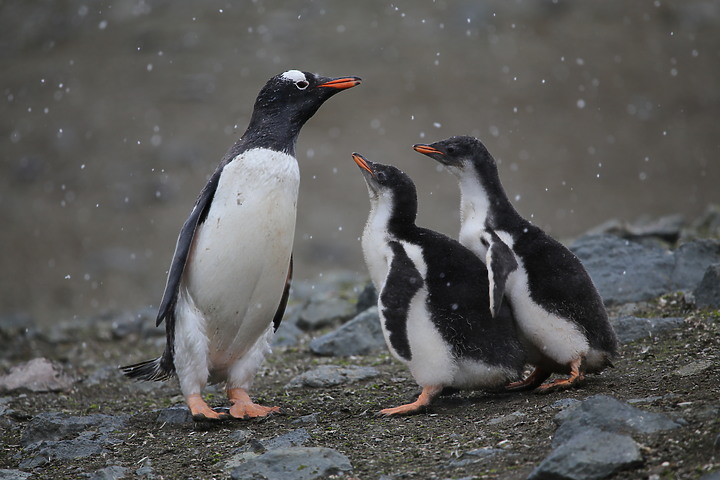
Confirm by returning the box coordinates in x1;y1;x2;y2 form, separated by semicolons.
119;351;175;382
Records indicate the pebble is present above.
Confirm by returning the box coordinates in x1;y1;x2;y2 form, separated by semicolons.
528;428;642;480
229;446;353;480
551;395;681;448
0;358;75;393
694;263;720;308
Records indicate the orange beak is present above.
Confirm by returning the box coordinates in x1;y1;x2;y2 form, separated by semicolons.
318;77;362;90
413;144;444;155
352;153;374;176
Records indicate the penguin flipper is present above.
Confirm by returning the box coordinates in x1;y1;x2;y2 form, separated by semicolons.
272;255;293;331
155;167;223;327
485;236;518;318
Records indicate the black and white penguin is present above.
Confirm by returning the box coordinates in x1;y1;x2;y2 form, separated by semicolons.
121;70;361;421
413;136;618;392
352;152;525;415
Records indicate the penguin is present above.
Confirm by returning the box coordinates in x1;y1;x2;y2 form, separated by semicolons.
120;70;361;421
352;152;525;415
413;136;618;392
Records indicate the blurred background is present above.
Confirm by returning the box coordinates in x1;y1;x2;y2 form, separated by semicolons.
1;0;719;324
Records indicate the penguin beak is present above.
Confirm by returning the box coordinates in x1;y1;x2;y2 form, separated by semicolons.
352;152;375;177
412;144;444;156
317;76;362;90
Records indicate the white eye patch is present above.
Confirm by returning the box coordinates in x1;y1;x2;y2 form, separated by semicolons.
281;70;307;83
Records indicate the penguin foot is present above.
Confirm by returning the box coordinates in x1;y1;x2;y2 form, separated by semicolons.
536;374;586;393
227;388;280;419
505;367;552;392
536;358;585;393
378;385;442;417
186;394;230;422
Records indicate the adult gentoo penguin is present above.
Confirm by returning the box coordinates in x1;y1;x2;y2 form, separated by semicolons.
120;70;361;421
413;136;618;392
352;152;525;415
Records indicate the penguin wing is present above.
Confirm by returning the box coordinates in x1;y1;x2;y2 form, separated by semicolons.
271;255;293;331
155;167;223;327
485;234;518;318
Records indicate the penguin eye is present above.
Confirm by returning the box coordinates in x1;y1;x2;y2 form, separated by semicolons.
375;171;387;182
295;80;309;90
446;146;457;155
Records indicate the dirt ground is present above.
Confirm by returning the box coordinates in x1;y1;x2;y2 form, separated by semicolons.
0;294;718;480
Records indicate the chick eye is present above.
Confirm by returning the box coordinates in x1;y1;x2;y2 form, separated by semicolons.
295;80;309;90
375;172;387;182
446;146;456;155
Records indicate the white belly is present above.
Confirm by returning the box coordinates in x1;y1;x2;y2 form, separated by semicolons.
182;148;299;371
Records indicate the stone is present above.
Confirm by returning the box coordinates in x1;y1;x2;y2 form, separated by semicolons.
229;429;251;443
694;264;720;308
671;240;720;291
355;282;377;313
292;413;319;425
487;410;526;425
155;404;192;424
247;428;310;453
19;437;107;468
448;447;509;467
674;360;713;377
296;297;356;331
611;316;684;343
552;395;681;448
0;358;75;393
285;365;380;389
273;304;304;347
528;428;642;480
0;470;32;480
21;412;128;447
309;307;385;357
571;234;674;305
229;447;352;480
87;466;129;480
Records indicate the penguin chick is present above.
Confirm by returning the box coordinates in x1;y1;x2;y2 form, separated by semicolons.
120;70;361;421
413;136;618;392
352;153;525;416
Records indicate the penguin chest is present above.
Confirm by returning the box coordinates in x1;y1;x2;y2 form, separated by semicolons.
185;148;299;363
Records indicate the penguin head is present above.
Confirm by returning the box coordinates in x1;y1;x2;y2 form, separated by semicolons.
413;136;496;179
352;152;418;227
251;70;362;127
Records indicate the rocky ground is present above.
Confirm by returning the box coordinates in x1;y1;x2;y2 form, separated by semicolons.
1;211;719;480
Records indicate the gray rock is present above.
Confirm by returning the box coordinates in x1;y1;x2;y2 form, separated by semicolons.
671;240;720;290
571;234;674;305
297;297;355;331
0;469;32;480
685;204;720;239
292;413;319;425
285;365;380;389
699;472;720;480
448;447;509;467
309;307;384;357
0;358;75;393
229;447;352;480
552;395;681;448
135;458;155;478
87;466;129;480
247;428;310;453
529;428;642;480
19;437;108;468
487;411;526;425
355;282;377;313
21;412;128;447
611;316;684;343
674;360;713;377
694;264;720;308
155;404;192;424
0;313;36;341
229;429;251;443
589;214;685;244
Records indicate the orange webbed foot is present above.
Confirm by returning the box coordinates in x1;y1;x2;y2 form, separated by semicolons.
536;358;585;393
378;385;442;417
505;367;551;392
186;394;230;422
227;388;280;419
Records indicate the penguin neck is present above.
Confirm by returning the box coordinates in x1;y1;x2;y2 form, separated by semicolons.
241;110;304;156
460;161;519;231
